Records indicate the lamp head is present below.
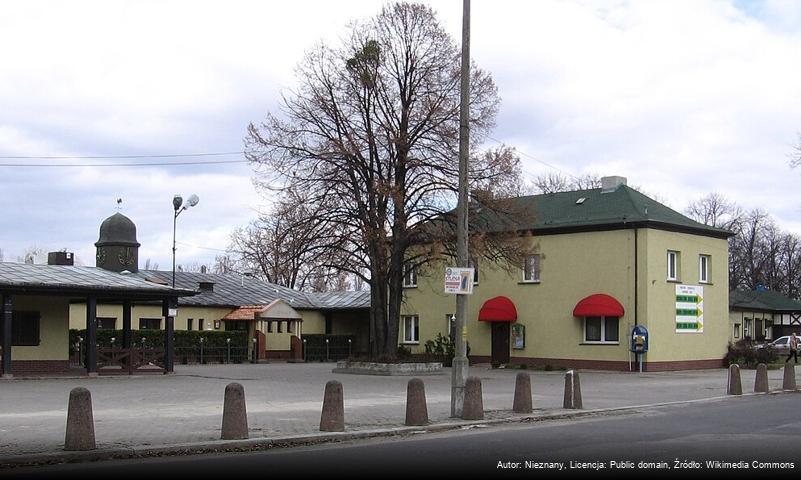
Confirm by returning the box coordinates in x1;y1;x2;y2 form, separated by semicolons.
187;194;199;208
172;194;183;211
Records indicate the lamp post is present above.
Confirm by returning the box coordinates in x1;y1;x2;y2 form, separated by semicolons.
172;193;199;287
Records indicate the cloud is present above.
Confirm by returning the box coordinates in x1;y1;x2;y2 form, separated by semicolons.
1;0;800;269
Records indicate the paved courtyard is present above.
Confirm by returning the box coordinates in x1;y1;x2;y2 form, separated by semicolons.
0;363;794;457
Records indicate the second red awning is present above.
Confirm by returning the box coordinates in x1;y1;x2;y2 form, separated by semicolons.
573;294;625;317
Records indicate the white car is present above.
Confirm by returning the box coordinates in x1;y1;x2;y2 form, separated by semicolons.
759;336;794;354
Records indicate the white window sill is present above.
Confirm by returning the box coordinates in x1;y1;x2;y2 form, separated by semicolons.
519;280;541;285
402;285;418;289
580;341;620;346
401;341;420;345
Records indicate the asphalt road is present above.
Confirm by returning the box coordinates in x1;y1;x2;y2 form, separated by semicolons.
4;394;800;479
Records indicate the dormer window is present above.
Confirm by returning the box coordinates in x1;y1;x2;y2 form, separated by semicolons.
199;282;215;292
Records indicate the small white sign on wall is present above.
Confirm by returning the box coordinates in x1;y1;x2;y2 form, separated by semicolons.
444;267;474;295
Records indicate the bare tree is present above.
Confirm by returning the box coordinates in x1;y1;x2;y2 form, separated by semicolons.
684;193;743;231
229;189;350;291
530;172;601;194
245;3;526;357
143;258;159;271
212;254;238;275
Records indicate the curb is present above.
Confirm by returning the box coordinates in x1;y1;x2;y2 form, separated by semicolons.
2;389;798;469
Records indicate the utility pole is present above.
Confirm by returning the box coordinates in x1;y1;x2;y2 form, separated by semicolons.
451;0;470;418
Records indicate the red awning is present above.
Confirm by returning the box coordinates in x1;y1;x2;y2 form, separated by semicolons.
573;294;625;317
478;296;517;323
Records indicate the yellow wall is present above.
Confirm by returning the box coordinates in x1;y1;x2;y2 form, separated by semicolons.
402;227;730;365
639;229;729;362
69;303;235;332
10;295;69;361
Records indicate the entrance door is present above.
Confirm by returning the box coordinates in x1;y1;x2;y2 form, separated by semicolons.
491;322;511;365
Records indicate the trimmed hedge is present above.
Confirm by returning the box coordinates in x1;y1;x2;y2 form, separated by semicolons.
69;329;249;353
724;339;779;368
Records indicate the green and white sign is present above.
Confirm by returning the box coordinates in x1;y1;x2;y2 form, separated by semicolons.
675;284;703;333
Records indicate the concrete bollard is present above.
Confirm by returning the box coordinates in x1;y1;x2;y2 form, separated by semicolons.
727;364;742;395
563;370;583;409
405;378;429;426
461;376;484;420
513;372;533;413
783;363;797;391
221;382;248;440
754;363;769;393
64;387;96;451
320;380;345;432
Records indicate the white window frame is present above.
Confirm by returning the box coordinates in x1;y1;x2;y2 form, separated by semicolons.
699;254;711;284
582;316;620;344
733;323;741;339
402;262;417;288
744;318;752;338
523;254;541;283
667;250;679;281
401;315;419;344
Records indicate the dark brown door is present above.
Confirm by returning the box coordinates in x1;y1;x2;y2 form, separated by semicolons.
491;322;511;365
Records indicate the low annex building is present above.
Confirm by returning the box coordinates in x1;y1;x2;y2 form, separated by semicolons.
67;211;370;362
729;288;801;342
401;176;734;371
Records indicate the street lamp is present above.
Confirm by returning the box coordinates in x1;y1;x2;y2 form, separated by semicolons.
172;193;199;287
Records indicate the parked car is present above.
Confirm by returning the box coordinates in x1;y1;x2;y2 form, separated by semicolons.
757;336;793;354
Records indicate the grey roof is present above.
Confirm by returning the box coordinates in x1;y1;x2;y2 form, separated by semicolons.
304;290;371;310
0;263;195;297
141;270;369;310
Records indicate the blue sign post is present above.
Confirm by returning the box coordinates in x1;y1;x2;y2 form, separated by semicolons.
630;325;649;373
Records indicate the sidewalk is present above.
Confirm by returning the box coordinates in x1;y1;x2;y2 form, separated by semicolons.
0;363;794;464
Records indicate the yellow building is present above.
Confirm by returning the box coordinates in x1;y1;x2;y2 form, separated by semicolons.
401;177;733;371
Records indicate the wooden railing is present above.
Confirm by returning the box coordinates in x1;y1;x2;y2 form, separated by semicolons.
97;347;165;374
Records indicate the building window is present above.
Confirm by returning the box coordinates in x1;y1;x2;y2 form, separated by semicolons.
97;317;116;330
199;318;206;331
214;320;221;330
699;255;710;283
267;321;273;333
277;321;283;333
733;323;741;339
744;318;752;339
225;320;249;331
667;250;680;281
0;311;41;346
583;316;619;344
523;254;540;282
139;318;161;330
765;320;773;340
403;262;417;288
187;318;194;331
402;315;419;344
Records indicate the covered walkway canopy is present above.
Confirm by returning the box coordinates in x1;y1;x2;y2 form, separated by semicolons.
0;263;195;377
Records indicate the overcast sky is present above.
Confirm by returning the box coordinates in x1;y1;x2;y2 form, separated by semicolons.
1;0;800;270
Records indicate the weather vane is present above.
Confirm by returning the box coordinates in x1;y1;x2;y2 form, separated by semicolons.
116;198;123;211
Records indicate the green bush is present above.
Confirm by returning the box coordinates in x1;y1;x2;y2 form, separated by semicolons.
724;339;778;368
424;333;470;367
70;329;248;349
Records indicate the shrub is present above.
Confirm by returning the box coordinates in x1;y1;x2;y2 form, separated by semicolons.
724;339;778;368
424;333;470;367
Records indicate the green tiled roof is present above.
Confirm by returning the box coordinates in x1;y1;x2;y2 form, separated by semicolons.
473;184;732;238
729;289;801;312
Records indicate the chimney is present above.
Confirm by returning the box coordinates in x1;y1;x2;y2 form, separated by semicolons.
601;176;627;193
48;251;75;266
